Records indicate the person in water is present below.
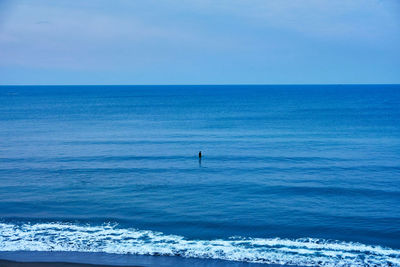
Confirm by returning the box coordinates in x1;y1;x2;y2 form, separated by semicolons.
199;151;202;158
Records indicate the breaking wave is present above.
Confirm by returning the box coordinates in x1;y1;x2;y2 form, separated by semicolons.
0;222;399;266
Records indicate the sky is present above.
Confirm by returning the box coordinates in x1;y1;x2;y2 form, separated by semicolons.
0;0;399;85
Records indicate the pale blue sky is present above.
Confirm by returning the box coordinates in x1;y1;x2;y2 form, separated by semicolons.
0;0;399;85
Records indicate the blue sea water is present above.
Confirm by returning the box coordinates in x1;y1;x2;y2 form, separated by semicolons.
0;85;399;266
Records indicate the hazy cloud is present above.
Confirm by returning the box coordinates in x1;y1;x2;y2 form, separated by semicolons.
0;0;399;84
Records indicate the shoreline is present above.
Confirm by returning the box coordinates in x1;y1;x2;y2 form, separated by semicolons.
0;260;142;267
0;252;290;267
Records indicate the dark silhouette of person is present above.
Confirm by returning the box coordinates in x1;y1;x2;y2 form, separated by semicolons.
198;151;202;167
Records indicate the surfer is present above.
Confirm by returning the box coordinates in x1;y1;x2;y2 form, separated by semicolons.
198;151;202;167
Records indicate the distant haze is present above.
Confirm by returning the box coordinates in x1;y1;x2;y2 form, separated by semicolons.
0;0;399;85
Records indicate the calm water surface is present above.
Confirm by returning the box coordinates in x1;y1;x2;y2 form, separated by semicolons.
0;85;399;266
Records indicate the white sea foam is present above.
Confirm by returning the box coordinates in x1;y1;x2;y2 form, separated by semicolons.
0;222;399;266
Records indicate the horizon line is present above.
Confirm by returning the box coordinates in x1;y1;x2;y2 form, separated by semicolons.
1;83;400;86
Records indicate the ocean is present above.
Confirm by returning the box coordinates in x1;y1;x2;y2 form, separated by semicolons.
0;85;399;266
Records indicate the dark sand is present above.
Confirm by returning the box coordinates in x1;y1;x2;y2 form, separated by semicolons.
0;260;141;267
0;252;289;267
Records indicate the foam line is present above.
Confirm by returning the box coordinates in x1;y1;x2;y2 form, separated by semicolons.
0;222;399;266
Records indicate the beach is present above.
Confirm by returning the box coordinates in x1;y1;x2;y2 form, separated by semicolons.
0;252;281;267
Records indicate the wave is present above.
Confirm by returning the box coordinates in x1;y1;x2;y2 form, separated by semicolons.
0;155;349;163
0;222;399;266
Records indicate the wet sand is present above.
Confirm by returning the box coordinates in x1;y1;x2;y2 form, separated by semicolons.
0;252;289;267
0;260;141;267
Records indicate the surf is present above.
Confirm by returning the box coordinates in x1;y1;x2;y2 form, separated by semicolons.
1;222;399;266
